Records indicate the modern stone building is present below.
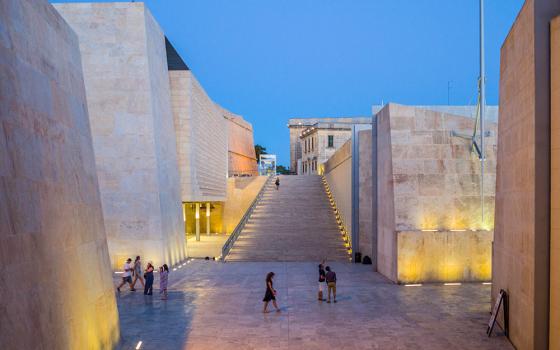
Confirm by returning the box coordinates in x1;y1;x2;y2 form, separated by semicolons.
54;2;261;265
0;0;119;348
217;104;258;177
323;104;498;284
492;1;560;348
166;38;258;249
55;3;187;269
288;117;371;174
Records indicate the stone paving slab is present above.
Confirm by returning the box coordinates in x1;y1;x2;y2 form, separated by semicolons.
114;261;512;350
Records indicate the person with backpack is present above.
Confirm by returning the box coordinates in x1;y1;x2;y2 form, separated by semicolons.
325;266;337;303
318;261;326;301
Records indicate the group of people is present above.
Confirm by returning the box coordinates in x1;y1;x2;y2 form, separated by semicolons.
116;256;169;300
262;260;337;313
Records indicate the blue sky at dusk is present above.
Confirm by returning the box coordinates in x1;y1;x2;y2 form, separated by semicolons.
52;0;524;166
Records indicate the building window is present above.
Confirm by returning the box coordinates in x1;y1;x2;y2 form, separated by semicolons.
328;135;334;148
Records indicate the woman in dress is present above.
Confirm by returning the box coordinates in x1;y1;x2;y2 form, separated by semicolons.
263;272;280;313
160;264;169;300
132;256;145;289
144;262;154;295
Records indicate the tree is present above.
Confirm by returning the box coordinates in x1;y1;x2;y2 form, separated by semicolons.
255;144;267;163
276;165;290;175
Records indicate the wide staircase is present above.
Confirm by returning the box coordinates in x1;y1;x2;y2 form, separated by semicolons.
226;175;349;262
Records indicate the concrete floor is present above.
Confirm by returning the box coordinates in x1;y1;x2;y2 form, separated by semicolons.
186;234;229;258
114;261;512;350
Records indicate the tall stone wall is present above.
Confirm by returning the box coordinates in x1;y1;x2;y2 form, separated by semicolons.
0;0;119;348
358;129;375;260
323;129;376;261
377;104;496;283
217;105;258;177
551;15;560;350
324;140;352;239
376;106;397;280
222;176;268;234
169;70;228;202
55;3;186;268
492;1;560;348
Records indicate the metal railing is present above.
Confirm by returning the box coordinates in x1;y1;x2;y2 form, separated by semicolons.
221;176;272;261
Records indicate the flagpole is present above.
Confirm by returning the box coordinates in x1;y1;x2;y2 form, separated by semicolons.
479;0;486;226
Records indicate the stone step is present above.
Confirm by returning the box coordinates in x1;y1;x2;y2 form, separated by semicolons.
226;175;348;262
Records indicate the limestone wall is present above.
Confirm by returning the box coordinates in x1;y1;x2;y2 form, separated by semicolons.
324;140;352;240
0;0;119;348
377;106;397;280
323;129;376;261
377;103;497;283
492;1;560;348
217;105;258;177
397;231;492;283
55;3;187;269
380;103;497;231
169;70;228;202
358;129;375;260
222;176;268;233
551;15;560;350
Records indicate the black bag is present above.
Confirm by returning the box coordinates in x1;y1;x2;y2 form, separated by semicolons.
354;252;362;263
362;256;372;265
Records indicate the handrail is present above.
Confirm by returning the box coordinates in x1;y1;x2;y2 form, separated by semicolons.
221;176;272;261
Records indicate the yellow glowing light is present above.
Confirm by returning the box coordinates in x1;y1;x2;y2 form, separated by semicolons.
450;229;466;232
136;341;143;350
482;282;492;285
195;213;199;219
114;271;124;274
421;229;438;232
404;284;422;287
444;283;462;286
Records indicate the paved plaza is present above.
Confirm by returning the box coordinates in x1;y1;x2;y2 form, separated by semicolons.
114;261;512;350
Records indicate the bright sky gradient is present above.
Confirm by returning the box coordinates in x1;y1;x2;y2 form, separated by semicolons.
52;0;524;166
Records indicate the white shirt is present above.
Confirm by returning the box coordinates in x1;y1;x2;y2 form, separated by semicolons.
123;262;133;277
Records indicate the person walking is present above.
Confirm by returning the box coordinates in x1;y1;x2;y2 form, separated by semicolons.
263;272;280;313
159;264;169;300
144;261;154;295
132;256;145;289
116;258;134;292
318;261;326;301
325;266;337;303
275;177;280;190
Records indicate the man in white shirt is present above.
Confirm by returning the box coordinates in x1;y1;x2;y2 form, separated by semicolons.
117;258;135;292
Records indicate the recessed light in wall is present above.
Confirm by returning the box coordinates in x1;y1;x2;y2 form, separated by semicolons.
444;283;462;286
404;284;422;287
